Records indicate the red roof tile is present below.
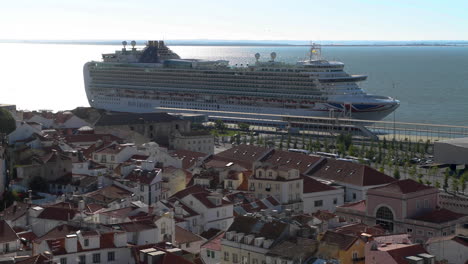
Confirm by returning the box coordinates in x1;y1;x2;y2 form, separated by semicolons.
175;226;204;244
320;230;359;250
308;158;396;186
260;149;321;174
303;175;337;193
387;244;428;264
410;208;466;223
333;223;386;236
125;168;161;185
215;144;271;168
338;200;367;212
37;207;78;221
34;225;79;243
201;231;225;251
370;179;436;194
63;134;122;144
0;220;19;243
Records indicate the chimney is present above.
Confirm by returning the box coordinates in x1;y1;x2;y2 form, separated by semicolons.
65;234;78;253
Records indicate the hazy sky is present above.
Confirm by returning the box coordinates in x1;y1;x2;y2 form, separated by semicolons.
2;0;467;41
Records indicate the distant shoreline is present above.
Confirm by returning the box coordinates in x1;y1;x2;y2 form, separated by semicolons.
1;40;468;47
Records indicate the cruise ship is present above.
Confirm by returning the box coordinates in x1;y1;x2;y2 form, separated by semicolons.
84;40;399;121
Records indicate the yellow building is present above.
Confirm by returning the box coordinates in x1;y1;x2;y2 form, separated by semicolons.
317;230;365;264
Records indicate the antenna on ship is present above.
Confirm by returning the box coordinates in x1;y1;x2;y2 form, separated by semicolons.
255;53;260;63
309;42;321;61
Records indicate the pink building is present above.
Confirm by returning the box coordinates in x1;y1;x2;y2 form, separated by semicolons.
336;179;468;244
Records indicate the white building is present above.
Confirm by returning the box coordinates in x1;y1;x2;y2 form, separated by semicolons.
426;235;468;264
91;143;140;170
123;168;163;205
0;220;20;257
302;176;344;213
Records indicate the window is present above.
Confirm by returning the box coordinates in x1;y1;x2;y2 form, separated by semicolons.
314;200;323;207
268;171;273;177
94;155;98;160
252;258;258;264
266;183;271;191
227;181;233;188
4;243;9;253
427;231;434;237
258;171;263;177
108;252;115;262
110;155;115;161
207;250;211;257
140;185;144;192
258;183;262;188
352;252;359;260
407;228;413;233
161;222;166;234
79;255;86;264
352;193;357;199
295;193;300;200
84;239;89;247
417;200;421;209
424;199;429;208
92;253;100;263
250;183;255;191
232;253;239;263
60;258;67;264
224;252;230;261
275;184;280;191
333;198;337;205
376;206;394;232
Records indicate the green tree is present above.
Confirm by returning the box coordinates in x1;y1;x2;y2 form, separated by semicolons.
238;123;250;131
235;134;241;145
382;137;388;149
424;139;431;154
393;168;401;180
0;108;16;135
214;120;226;132
460;171;468;193
452;178;459;193
443;168;451;190
409;166;417;180
435;181;441;189
242;136;247;144
425;180;432;186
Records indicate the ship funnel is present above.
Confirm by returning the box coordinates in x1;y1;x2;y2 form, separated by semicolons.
255;53;260;62
270;52;277;62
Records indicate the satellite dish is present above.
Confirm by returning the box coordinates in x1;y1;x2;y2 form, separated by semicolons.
131;40;136;47
270;52;277;61
255;53;260;61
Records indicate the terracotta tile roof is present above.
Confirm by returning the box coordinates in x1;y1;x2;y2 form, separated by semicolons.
200;228;223;240
370;179;436;194
114;219;157;232
95;143;129;154
175;226;205;244
333;223;386;236
191;192;232;208
171;185;209;199
99;207;135;218
215;144;271;168
0;220;19;243
2;201;28;221
170;149;207;170
303;175;337;193
372;234;412;244
15;254;52;264
84;184;134;204
452;236;468;247
266;196;280;206
320;230;359;250
260;149;321;174
338;200;367;212
227;215;289;240
307;158;396;186
201;231;225;251
17;230;38;242
34;224;79;243
410;208;466;223
37;207;78;221
312;210;337;221
387;244;429;264
125;168;161;185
